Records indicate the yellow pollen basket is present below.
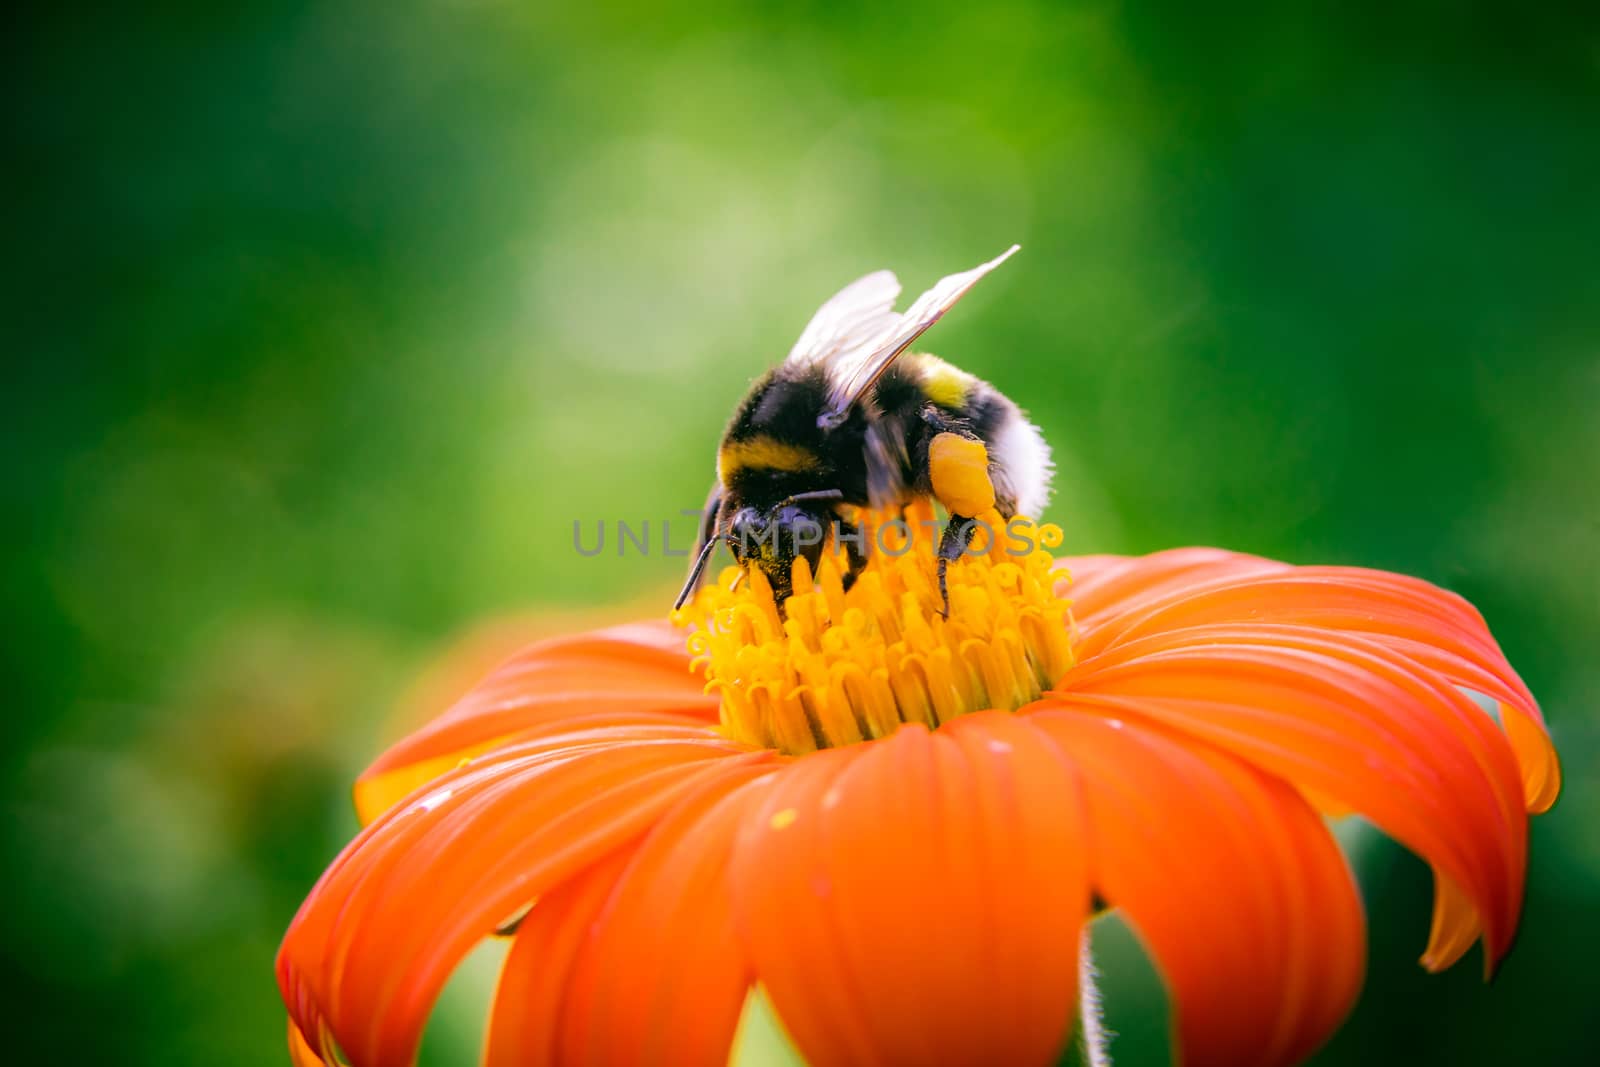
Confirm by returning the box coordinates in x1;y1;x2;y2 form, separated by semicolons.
672;501;1075;755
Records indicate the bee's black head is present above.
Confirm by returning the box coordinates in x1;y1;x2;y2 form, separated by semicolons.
728;503;829;604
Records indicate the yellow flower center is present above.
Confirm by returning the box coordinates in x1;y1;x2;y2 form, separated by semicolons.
672;501;1075;755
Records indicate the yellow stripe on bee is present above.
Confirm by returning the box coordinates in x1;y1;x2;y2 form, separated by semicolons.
929;432;996;517
919;356;976;409
719;436;821;482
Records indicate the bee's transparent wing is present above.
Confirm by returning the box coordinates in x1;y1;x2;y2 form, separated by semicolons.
786;269;903;368
817;245;1019;427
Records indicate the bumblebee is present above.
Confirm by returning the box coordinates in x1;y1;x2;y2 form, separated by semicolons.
676;245;1052;615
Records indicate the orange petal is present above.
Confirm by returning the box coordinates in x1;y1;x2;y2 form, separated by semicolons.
554;767;777;1065
1064;553;1558;814
1031;712;1366;1067
286;1019;323;1067
354;709;719;825
355;620;718;823
1060;548;1288;639
1502;702;1561;814
276;726;754;1067
359;621;717;797
730;713;1090;1067
1077;564;1537;708
485;849;637;1067
1051;622;1528;970
1423;869;1483;973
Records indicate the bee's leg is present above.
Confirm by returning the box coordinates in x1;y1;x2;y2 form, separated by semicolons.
771;488;844;511
935;515;979;618
834;515;870;592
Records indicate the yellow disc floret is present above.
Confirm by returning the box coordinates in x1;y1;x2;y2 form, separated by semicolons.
673;502;1074;755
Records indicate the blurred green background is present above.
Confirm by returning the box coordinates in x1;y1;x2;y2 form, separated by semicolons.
6;2;1597;1064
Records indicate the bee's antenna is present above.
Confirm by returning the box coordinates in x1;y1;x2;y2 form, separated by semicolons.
675;534;738;611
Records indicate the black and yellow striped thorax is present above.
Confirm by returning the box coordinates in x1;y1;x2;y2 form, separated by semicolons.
718;365;848;509
716;354;1003;511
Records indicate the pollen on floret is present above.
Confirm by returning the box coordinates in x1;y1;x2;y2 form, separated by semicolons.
672;501;1074;755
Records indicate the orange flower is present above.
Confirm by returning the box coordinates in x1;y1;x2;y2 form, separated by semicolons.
277;511;1560;1067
